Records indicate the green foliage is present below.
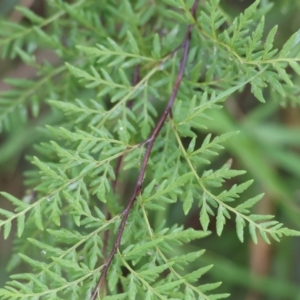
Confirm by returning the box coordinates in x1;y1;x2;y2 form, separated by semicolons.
0;0;300;299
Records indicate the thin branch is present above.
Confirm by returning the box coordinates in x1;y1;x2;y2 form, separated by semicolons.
102;64;141;264
102;155;122;259
91;2;199;299
128;64;140;110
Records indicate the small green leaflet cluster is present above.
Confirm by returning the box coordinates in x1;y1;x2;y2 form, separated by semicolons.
103;214;230;300
197;0;300;104
0;1;89;132
0;0;300;299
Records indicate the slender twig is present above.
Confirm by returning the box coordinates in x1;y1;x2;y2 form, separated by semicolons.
91;2;199;299
102;155;122;258
101;65;141;285
128;65;140;110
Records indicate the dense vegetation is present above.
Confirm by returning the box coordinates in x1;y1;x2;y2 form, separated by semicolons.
1;1;300;299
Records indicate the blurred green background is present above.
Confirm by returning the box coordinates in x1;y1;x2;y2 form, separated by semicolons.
1;1;300;299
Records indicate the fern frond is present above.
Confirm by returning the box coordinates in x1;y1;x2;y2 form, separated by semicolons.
172;120;300;242
1;1;300;299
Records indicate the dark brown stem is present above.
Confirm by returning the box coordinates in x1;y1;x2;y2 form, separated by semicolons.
91;2;198;299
